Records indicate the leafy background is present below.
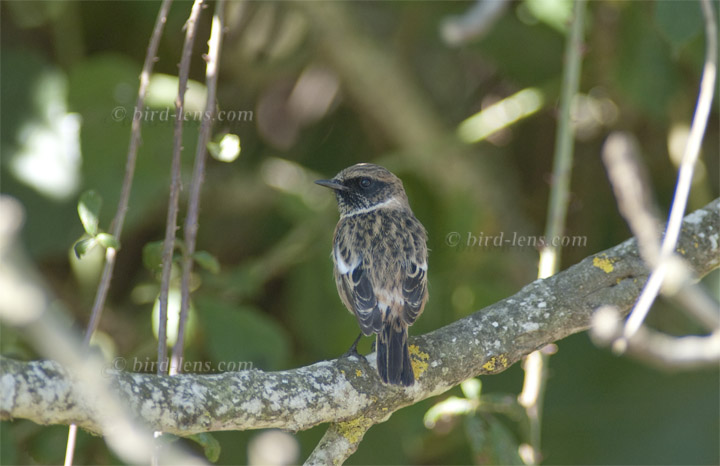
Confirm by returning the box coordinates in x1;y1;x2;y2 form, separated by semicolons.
1;1;718;464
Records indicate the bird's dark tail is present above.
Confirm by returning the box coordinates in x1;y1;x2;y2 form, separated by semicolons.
376;319;414;386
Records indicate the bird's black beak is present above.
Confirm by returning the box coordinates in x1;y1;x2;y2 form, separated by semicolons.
315;179;348;191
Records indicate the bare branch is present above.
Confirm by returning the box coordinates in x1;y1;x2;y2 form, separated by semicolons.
601;132;719;334
618;0;718;348
172;0;227;376
592;306;720;370
84;0;173;347
158;0;205;373
3;198;718;440
67;2;174;464
601;132;663;265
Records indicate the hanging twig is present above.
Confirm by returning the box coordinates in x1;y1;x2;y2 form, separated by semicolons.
64;2;174;465
82;0;174;348
157;0;205;374
153;3;205;464
170;0;227;376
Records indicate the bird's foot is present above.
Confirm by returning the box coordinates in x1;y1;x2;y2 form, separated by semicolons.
341;333;367;362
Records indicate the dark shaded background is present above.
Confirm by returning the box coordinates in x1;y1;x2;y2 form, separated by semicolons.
1;1;718;464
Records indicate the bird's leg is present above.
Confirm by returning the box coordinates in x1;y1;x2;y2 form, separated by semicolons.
341;332;366;360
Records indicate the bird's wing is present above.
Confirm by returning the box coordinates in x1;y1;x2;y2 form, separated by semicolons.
334;236;383;335
401;259;427;325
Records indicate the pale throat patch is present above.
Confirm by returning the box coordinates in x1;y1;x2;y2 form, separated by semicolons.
341;195;403;218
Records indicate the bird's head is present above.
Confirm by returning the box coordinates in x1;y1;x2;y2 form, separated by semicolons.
315;163;410;217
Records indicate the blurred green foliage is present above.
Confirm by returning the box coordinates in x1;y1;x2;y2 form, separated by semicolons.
1;1;718;464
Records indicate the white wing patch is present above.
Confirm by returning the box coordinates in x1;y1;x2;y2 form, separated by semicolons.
334;244;359;274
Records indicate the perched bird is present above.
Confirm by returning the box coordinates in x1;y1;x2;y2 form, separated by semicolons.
316;163;428;386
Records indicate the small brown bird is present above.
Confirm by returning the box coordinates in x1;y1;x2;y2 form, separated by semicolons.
316;163;428;386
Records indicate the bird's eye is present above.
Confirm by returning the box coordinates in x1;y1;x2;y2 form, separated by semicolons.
359;177;372;188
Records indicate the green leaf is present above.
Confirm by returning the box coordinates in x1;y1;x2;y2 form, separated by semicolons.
208;133;241;162
461;378;482;400
198;298;290;371
77;190;102;236
96;232;120;250
424;396;474;429
193;250;220;274
616;4;679;117
186;433;221;463
73;237;97;259
465;413;523;465
524;0;573;34
143;240;165;273
654;0;703;49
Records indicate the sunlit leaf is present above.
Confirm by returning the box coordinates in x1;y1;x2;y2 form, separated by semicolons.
524;0;572;33
208;133;241;162
73;237;96;259
152;287;190;348
424;396;474;429
96;232;120;250
461;378;482;400
77;190;102;236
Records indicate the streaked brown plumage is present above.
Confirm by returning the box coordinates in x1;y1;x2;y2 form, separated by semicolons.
316;163;428;386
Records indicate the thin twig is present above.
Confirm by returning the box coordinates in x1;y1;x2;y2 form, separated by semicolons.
171;0;227;376
592;306;720;370
618;0;717;350
82;0;174;347
63;425;78;466
601;132;662;264
520;1;586;464
64;2;173;465
153;3;205;464
158;0;205;375
601;132;719;332
539;0;586;277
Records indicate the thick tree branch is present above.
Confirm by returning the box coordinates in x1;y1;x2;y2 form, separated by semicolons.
2;199;718;438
